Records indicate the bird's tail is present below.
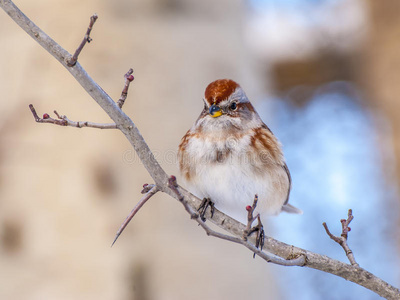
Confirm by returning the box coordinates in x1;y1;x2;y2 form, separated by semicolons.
282;203;303;214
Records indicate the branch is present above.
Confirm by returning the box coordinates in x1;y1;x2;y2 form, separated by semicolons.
111;184;158;246
117;68;134;108
167;176;305;267
29;104;118;129
66;14;98;67
243;195;265;257
28;65;135;129
323;209;359;266
1;1;399;299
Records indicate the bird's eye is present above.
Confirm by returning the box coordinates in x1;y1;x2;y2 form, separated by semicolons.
229;102;237;111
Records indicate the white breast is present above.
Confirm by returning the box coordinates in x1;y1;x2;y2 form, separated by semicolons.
181;133;289;224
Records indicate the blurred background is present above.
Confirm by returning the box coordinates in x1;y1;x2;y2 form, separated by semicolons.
0;0;399;299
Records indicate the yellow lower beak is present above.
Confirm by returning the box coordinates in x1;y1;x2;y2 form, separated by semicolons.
209;104;223;118
211;110;223;118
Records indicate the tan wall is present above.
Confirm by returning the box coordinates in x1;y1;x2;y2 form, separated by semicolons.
0;1;278;299
359;0;400;187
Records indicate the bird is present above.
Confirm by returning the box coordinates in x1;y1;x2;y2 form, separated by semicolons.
178;79;301;225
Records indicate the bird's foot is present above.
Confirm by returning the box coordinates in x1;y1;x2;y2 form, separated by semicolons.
198;197;215;222
243;195;265;257
247;215;265;257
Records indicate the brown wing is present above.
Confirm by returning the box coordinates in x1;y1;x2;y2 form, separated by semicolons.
282;163;291;205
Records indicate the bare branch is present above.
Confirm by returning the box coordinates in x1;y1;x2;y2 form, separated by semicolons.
168;176;305;267
28;67;135;129
67;14;98;67
323;209;359;266
244;195;259;238
2;1;399;298
111;185;159;247
117;68;134;108
29;104;117;129
242;195;265;257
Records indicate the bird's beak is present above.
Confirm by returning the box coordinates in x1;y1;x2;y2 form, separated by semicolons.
209;104;223;118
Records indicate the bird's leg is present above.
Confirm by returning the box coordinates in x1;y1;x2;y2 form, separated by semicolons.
243;195;265;256
249;215;265;256
198;197;215;222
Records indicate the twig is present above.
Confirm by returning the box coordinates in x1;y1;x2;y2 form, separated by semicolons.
141;183;156;194
168;176;305;267
323;209;359;266
117;68;134;108
243;195;259;239
242;195;265;257
29;67;134;128
67;14;98;67
29;104;117;129
2;1;399;298
111;185;158;246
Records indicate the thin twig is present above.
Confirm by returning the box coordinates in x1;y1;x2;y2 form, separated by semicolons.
29;67;135;129
323;209;359;266
117;68;134;108
29;104;117;129
200;222;305;266
67;14;98;67
243;194;259;239
111;185;158;246
242;195;265;257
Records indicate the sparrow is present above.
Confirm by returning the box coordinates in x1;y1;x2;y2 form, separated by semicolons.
178;79;301;225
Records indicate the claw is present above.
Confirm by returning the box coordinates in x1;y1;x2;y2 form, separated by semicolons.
198;198;215;222
252;216;265;257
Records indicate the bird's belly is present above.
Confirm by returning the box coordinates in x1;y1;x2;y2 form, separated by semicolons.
186;160;287;224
